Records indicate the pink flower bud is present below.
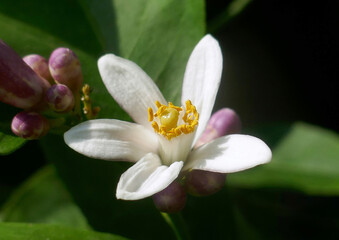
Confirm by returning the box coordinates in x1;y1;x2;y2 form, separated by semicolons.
195;108;241;147
152;181;186;213
23;54;54;84
46;84;74;112
0;39;50;109
184;170;226;197
49;48;83;93
11;111;50;139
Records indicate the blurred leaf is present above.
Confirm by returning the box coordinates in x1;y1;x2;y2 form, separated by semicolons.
181;185;235;239
0;222;128;240
0;165;89;229
228;122;339;195
228;187;339;239
232;205;262;240
0;185;12;210
0;0;102;56
208;0;252;33
0;133;25;155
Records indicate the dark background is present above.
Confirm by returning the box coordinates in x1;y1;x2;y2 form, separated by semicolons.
207;1;339;238
209;0;339;132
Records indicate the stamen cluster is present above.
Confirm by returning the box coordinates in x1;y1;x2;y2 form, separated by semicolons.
148;100;199;140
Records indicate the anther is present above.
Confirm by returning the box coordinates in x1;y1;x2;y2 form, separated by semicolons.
155;101;162;108
148;107;154;122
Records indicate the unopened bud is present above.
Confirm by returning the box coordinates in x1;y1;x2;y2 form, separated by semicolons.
46;84;74;112
185;170;226;197
152;181;186;213
11;111;50;139
23;54;53;84
49;48;83;92
195;108;241;147
0;39;50;109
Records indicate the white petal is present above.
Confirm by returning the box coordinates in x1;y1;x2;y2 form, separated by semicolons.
183;134;272;173
64;119;158;162
181;34;223;145
158;132;195;166
116;153;183;200
98;54;167;129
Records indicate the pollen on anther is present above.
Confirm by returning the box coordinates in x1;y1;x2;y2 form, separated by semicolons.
174;128;182;135
148;107;154;122
152;121;159;132
155;101;162;108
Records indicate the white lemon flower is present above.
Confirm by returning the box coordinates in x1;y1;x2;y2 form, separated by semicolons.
64;35;271;200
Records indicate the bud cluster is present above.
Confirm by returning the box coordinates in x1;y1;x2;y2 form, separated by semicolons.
152;108;242;213
0;39;91;139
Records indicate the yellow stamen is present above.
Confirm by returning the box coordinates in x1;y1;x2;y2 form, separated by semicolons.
155;101;162;108
148;107;154;122
152;122;159;132
149;100;199;140
81;84;100;120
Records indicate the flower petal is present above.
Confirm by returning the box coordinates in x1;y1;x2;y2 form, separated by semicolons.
116;153;183;200
64;119;158;162
183;134;272;173
181;34;223;145
98;54;167;128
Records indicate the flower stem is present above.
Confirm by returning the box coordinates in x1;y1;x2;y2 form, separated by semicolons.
161;212;191;240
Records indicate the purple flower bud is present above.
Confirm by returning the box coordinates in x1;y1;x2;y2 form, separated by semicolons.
195;108;242;147
11;111;50;139
0;39;50;109
184;170;226;197
152;181;186;213
49;48;83;93
23;54;54;84
46;84;74;112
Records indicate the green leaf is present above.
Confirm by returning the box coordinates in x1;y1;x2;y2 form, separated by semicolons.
0;132;26;155
0;222;128;240
228;122;339;195
79;0;205;104
0;0;102;56
0;165;89;229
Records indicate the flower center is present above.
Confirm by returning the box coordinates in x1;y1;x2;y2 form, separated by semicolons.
148;100;199;140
